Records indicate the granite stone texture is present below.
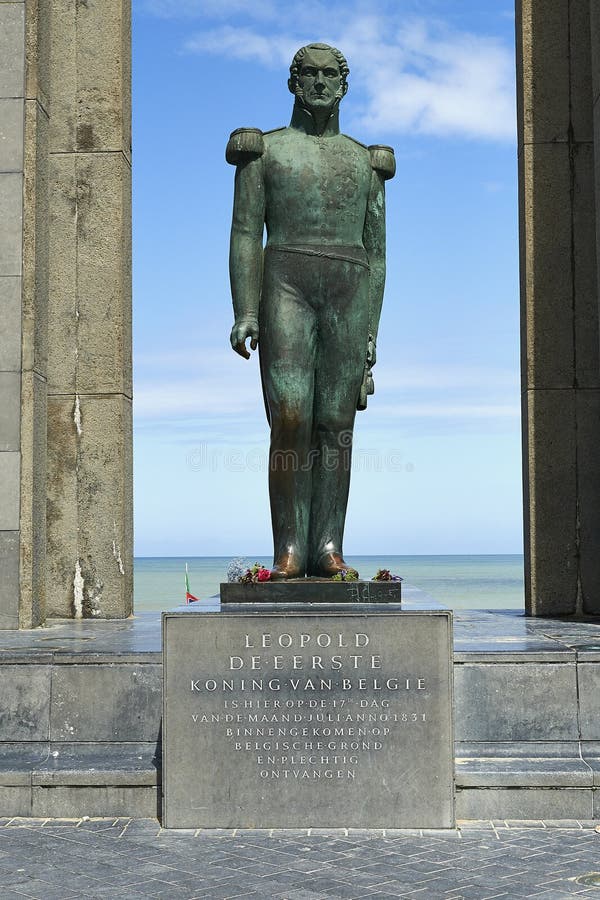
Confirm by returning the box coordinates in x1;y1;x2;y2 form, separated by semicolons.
522;388;578;615
50;664;161;742
0;786;31;817
45;394;77;618
0;742;53;784
567;0;595;143
24;0;51;112
454;662;579;741
221;580;402;604
576;389;600;614
44;0;132;625
592;3;600;104
517;0;600;617
46;394;133;619
0;276;21;371
18;370;47;629
49;0;131;157
520;144;578;388
0;2;25;634
31;742;159;786
0;665;51;741
163;608;454;829
0;3;25;98
0;451;20;530
21;96;49;378
0;530;19;628
571;142;600;390
0;98;24;171
47;152;131;395
517;0;570;144
455;756;592;788
0;173;23;276
0;371;20;451
578;662;600;740
456;787;593;821
0;609;597;819
41;0;132;624
31;785;158;818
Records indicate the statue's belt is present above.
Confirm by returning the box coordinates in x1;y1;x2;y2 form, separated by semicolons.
266;244;370;270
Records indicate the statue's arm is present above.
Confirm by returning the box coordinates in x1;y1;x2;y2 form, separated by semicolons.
363;145;396;363
227;129;266;359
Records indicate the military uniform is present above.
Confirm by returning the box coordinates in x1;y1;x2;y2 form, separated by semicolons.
227;116;395;578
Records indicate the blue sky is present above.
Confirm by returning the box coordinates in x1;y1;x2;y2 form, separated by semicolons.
132;0;522;558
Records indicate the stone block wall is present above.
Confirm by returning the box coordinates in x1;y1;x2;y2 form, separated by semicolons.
0;1;132;628
517;0;600;615
0;1;49;628
45;0;133;619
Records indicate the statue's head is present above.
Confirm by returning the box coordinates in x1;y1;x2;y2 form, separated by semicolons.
288;43;349;112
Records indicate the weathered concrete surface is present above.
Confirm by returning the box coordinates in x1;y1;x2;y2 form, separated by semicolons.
47;152;132;396
517;0;600;615
0;2;49;630
46;0;132;620
46;395;132;619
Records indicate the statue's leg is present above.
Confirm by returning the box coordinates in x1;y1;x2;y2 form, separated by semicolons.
307;259;369;577
260;251;318;578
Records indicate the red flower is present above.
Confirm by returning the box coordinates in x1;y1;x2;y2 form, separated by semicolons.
256;567;271;582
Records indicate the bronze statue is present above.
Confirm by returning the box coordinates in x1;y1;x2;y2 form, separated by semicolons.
227;43;395;580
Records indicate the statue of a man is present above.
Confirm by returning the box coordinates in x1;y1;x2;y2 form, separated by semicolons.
227;43;395;580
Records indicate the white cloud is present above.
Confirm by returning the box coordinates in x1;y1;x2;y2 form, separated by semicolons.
164;2;516;142
185;27;297;69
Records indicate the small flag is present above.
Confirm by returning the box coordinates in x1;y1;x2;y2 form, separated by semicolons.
185;563;200;604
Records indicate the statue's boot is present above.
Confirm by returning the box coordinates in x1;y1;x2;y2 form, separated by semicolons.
270;549;304;580
267;423;311;580
312;550;359;579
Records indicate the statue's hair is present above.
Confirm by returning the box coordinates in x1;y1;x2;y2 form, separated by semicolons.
288;43;349;96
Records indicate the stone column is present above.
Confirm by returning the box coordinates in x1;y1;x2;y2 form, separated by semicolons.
517;0;600;615
593;6;600;361
0;1;50;629
45;0;133;618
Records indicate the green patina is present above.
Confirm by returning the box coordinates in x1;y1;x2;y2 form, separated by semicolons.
227;43;395;581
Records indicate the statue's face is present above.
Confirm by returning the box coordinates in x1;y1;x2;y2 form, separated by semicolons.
296;48;344;111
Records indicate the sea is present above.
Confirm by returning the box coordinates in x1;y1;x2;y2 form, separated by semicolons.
134;554;525;613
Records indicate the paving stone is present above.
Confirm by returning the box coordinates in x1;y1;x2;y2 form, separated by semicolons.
0;818;598;898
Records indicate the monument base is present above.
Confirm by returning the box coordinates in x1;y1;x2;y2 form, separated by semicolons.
220;578;401;604
162;599;454;829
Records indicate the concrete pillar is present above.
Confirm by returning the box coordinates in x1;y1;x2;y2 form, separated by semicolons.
517;0;600;615
46;0;133;618
0;1;50;628
593;5;600;356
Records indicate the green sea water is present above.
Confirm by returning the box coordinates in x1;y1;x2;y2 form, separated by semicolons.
134;554;525;612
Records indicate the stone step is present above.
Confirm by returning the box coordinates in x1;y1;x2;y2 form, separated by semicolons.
0;743;159;818
455;742;600;820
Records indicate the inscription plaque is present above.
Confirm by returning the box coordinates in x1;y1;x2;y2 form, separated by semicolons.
163;608;454;828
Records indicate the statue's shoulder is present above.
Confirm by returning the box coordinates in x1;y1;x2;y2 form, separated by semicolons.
263;126;287;138
368;144;396;180
226;127;265;165
342;133;369;152
341;135;395;179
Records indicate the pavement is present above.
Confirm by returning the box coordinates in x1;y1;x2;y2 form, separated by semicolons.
0;819;599;899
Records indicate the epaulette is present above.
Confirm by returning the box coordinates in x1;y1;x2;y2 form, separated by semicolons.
226;128;264;165
368;145;396;180
343;133;368;150
263;126;286;136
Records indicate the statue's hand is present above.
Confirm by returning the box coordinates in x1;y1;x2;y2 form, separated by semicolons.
230;318;259;360
367;337;377;368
